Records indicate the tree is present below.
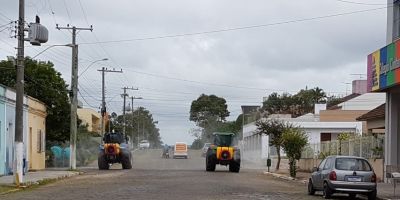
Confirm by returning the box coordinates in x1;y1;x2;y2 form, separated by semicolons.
191;138;204;149
111;107;162;148
262;87;327;118
262;92;295;116
337;132;350;155
326;95;344;108
0;58;71;143
255;119;292;170
190;94;230;139
294;87;326;115
281;128;308;178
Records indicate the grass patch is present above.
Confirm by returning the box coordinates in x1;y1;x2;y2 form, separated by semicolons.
0;185;19;194
36;178;58;185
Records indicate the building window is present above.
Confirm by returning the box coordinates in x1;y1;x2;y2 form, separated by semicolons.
394;1;400;40
37;130;45;153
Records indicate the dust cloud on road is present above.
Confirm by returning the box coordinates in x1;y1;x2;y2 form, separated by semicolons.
1;149;359;200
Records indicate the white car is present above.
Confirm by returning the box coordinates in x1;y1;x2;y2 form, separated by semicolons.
139;140;150;149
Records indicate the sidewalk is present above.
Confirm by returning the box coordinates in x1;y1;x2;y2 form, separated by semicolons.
264;170;400;200
0;170;80;188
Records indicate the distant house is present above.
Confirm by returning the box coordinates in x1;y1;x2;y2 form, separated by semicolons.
27;96;47;170
0;86;5;175
321;93;386;134
77;108;101;134
356;104;385;135
3;87;29;175
242;105;363;163
0;85;47;175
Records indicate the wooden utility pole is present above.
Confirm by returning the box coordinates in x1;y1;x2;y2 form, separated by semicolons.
98;67;122;137
121;87;138;137
56;24;92;170
130;96;142;147
14;0;25;185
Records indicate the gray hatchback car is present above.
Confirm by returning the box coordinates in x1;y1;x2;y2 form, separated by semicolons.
308;156;377;199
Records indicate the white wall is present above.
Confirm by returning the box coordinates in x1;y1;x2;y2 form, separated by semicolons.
242;118;362;166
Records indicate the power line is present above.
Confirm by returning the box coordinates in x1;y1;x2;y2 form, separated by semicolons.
62;0;73;23
0;22;12;29
79;6;389;45
123;68;301;92
77;0;90;26
0;12;12;21
75;0;124;79
78;90;98;108
331;0;387;6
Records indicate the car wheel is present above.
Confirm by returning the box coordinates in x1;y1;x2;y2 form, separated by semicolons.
368;190;377;200
323;182;332;199
307;179;315;195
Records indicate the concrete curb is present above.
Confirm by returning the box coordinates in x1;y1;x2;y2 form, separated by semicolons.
0;171;82;195
263;171;307;184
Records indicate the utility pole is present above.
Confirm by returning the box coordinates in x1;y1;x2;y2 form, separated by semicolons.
137;107;140;147
130;96;142;147
14;1;48;185
14;0;25;185
56;24;92;170
121;87;138;137
98;67;122;137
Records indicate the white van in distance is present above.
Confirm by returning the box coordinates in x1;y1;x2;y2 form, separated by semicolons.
173;142;188;159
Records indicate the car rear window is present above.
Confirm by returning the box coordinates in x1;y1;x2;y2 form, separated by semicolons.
335;158;372;171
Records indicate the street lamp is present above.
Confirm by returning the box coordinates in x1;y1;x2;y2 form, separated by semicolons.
79;58;108;77
31;44;73;59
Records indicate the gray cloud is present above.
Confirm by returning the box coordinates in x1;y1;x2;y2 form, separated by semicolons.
0;0;388;144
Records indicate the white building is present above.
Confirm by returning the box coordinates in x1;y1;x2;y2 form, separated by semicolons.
242;104;362;167
337;93;385;111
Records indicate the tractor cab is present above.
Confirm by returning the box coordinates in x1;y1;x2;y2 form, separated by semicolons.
212;132;234;147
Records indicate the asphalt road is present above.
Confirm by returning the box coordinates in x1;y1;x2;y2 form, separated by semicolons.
1;149;365;200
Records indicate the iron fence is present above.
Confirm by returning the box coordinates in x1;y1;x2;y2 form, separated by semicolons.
301;135;384;159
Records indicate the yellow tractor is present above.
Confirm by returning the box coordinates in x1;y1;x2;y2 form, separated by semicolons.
205;132;240;173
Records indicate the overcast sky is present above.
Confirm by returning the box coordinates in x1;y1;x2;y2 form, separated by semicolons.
0;0;388;145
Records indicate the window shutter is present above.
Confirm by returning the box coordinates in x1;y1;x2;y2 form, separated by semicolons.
37;130;41;153
41;130;45;152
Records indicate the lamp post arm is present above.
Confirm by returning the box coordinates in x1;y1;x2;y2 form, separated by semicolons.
79;58;108;77
31;44;72;59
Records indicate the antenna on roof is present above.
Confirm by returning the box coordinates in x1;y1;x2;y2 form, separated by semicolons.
350;74;366;79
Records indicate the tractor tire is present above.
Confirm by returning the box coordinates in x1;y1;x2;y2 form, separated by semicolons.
206;156;216;171
121;153;132;169
229;160;240;173
98;151;109;170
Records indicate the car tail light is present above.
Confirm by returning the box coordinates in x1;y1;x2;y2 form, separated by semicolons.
371;173;377;183
329;171;337;181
